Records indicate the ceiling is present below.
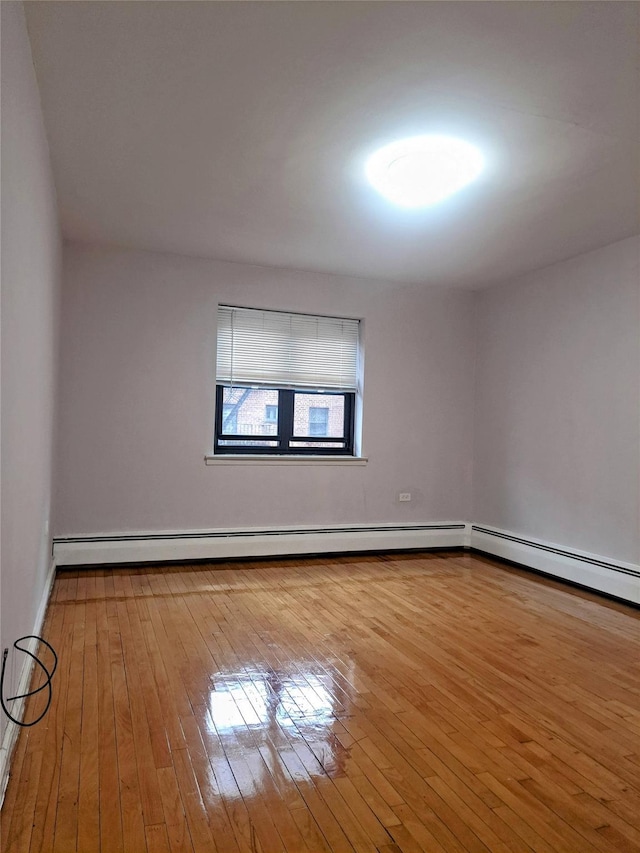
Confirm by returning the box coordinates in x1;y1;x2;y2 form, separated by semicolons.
25;1;639;289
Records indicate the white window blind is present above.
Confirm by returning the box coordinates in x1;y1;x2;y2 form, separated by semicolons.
216;305;360;391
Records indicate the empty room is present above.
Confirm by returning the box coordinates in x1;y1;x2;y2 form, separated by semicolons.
1;2;639;851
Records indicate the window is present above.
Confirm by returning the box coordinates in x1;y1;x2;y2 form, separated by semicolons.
308;406;329;436
215;306;360;456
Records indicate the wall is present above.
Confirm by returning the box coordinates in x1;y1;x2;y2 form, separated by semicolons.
55;243;475;536
1;2;61;749
473;236;640;566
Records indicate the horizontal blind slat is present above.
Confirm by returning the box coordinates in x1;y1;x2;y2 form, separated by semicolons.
216;305;359;390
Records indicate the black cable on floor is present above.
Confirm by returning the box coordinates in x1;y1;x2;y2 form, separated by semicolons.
0;636;58;727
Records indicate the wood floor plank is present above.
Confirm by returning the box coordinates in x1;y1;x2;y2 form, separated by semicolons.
117;597;165;827
1;552;638;852
389;803;450;853
33;605;81;853
145;822;172;853
51;601;86;853
156;764;195;853
77;627;100;853
170;746;220;853
4;750;43;853
95;589;124;853
110;608;147;853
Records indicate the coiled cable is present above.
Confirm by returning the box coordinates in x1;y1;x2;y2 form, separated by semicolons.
0;636;58;727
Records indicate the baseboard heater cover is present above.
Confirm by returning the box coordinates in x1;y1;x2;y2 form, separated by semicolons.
53;522;470;567
471;525;639;604
52;522;638;604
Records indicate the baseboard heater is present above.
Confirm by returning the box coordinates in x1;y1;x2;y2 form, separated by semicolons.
53;522;470;567
471;525;639;604
52;522;639;605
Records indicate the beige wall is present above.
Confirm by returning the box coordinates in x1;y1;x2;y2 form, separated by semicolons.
1;2;62;744
473;236;640;565
55;243;476;535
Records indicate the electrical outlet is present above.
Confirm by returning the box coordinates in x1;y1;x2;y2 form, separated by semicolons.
398;492;411;502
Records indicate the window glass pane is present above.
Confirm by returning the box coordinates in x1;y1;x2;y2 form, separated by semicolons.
289;441;345;449
221;404;237;433
221;387;279;435
293;394;344;438
218;440;279;447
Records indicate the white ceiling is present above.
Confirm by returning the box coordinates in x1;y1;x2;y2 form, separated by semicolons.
25;1;639;288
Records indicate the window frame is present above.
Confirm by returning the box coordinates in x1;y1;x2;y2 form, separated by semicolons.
214;385;355;456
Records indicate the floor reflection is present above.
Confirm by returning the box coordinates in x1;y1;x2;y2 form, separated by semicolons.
204;662;353;799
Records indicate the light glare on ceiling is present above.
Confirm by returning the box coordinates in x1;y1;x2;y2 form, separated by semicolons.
366;135;484;208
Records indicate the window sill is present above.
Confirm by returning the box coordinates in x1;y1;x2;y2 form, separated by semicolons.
205;455;368;466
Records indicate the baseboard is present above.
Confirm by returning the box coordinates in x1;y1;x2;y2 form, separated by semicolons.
53;521;470;567
0;557;57;807
471;525;640;604
53;522;638;605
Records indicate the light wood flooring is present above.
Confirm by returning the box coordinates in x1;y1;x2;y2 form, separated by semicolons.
2;551;640;852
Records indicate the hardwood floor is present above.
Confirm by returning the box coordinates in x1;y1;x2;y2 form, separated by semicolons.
2;551;639;853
